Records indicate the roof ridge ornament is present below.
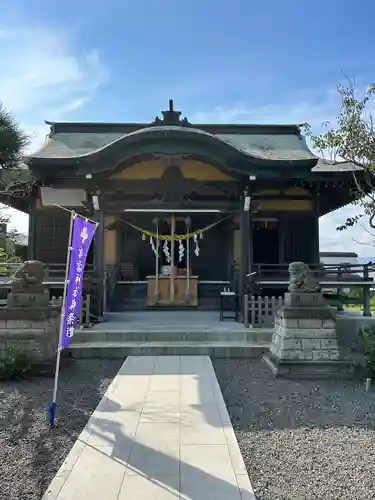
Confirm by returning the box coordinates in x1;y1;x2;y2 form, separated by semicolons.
151;99;191;127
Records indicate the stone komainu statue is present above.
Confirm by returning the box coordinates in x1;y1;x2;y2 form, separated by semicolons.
288;261;320;293
10;260;46;293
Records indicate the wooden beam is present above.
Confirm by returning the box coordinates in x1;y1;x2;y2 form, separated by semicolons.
104;200;238;212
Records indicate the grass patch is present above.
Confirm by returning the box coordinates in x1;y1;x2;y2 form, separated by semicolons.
0;344;33;381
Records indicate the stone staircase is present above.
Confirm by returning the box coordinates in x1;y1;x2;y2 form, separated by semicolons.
68;311;273;359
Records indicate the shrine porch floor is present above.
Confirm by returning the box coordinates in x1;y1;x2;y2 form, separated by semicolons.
69;311;272;358
42;355;256;500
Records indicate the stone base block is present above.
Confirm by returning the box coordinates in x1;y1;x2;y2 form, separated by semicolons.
10;283;46;294
284;292;326;308
7;291;50;308
277;306;335;320
0;306;60;364
263;354;357;379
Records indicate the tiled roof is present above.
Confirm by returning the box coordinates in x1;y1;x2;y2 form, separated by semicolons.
29;123;317;163
312;159;363;172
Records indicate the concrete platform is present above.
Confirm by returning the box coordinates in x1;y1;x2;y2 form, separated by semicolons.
88;311;250;332
43;356;255;500
75;312;272;342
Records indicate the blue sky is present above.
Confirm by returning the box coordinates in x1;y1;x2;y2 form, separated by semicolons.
1;0;375;254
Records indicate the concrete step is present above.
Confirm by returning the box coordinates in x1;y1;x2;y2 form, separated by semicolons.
67;340;270;358
74;328;273;343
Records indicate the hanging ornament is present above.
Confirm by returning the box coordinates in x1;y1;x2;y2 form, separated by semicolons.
142;233;146;241
163;240;171;263
150;237;158;257
193;234;200;257
178;239;185;262
199;232;204;240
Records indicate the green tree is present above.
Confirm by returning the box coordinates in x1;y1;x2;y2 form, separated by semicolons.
0;102;29;167
0;101;33;194
0;101;32;253
304;81;375;233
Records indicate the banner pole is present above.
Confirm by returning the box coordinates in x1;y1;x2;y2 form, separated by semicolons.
49;211;75;427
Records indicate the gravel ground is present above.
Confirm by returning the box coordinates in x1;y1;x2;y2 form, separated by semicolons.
213;359;375;500
0;358;122;500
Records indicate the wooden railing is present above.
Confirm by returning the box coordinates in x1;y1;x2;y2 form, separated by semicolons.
50;294;92;327
0;288;92;328
0;261;122;324
249;263;374;284
0;262;95;282
244;295;284;328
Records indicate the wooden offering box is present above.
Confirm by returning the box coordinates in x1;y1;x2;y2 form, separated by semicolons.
147;276;198;306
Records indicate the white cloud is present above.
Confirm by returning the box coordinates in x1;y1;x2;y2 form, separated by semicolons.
189;95;339;128
0;20;107;236
0;25;106;153
320;206;375;257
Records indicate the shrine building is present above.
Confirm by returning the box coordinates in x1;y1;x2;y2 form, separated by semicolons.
7;100;362;312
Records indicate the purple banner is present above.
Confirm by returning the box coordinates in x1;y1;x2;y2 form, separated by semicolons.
60;215;97;349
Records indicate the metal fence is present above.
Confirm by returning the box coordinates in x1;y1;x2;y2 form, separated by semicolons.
244;295;284;328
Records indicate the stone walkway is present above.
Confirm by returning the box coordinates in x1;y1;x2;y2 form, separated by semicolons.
43;356;255;499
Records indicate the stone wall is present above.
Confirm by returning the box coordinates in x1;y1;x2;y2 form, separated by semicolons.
0;307;60;363
264;290;356;378
271;315;340;362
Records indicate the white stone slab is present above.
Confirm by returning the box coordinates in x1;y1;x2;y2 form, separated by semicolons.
43;355;256;499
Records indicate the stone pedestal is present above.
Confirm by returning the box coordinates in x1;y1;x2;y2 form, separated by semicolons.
0;307;60;365
263;292;354;378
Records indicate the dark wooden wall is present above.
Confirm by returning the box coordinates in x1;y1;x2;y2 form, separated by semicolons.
279;215;319;264
33;209;96;265
34;210;70;263
192;226;230;280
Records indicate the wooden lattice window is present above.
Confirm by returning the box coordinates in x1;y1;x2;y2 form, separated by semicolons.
36;212;70;263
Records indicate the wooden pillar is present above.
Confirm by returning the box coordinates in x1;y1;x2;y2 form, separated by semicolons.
170;214;176;302
27;198;36;260
239;188;250;300
248;201;253;273
363;264;371;316
94;205;105;316
278;217;285;263
314;189;320;264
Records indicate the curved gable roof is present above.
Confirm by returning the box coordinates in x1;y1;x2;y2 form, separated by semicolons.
29;122;317;165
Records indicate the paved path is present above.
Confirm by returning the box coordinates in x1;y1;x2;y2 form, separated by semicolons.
43;356;255;500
